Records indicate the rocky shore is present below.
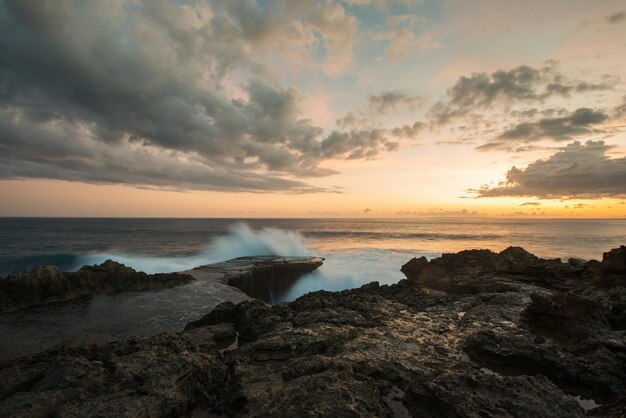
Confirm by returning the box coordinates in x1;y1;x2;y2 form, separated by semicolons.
1;246;625;417
0;261;195;313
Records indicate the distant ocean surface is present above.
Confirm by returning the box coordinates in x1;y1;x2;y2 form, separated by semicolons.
2;217;625;275
1;217;624;359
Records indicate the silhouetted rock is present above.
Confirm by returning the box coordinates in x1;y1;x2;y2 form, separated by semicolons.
400;255;428;278
1;246;624;417
600;245;626;274
0;260;195;312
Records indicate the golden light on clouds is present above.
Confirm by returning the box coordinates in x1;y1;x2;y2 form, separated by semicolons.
0;0;624;217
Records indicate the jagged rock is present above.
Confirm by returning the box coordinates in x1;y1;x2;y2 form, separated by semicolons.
1;246;625;417
400;255;429;279
400;246;584;293
600;246;626;274
0;333;228;417
0;260;195;313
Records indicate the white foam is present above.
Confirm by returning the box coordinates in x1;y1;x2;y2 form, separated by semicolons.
73;222;310;273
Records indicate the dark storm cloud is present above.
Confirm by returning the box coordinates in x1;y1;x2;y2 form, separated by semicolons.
0;0;395;192
472;141;626;199
607;11;626;23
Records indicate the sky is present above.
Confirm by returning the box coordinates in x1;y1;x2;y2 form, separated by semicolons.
0;0;625;217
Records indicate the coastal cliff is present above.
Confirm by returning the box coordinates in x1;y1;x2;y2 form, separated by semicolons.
1;246;625;417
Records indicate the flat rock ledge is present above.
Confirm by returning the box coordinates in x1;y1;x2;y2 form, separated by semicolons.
186;256;325;304
1;246;625;417
0;260;195;313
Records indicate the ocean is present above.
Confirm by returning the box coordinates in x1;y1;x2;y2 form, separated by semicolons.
0;217;624;359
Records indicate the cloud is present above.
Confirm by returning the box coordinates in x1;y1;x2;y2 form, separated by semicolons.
318;129;397;159
396;208;484;217
387;14;425;27
478;108;610;151
429;65;550;124
0;108;329;193
0;0;413;193
607;11;626;23
368;91;424;114
428;64;617;125
426;63;622;152
376;28;439;60
345;0;424;8
391;121;425;138
336;112;369;129
519;202;540;206
472;141;626;199
334;91;425;139
616;96;626;118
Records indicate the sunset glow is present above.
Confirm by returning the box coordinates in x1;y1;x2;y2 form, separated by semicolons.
0;0;625;217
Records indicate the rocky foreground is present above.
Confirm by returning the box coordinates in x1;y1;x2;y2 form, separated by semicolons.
1;246;625;417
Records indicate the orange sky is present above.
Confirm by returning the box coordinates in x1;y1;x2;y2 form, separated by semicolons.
1;179;623;218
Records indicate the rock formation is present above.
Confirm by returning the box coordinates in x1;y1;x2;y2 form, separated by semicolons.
213;256;324;303
1;246;625;417
0;260;195;313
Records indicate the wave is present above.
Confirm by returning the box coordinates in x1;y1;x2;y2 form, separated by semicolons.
1;223;310;275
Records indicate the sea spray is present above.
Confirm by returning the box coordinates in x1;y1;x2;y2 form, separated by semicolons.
278;248;418;303
73;222;310;273
209;222;309;261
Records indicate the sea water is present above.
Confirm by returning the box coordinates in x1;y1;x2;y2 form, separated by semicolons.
0;217;624;358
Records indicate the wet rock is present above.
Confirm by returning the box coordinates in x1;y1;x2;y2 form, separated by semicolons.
1;246;625;417
0;333;228;417
0;260;195;313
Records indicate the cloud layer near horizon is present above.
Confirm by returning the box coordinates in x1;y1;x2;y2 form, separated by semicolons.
473;141;626;199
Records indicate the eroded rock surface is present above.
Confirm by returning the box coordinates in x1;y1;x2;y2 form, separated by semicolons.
0;260;195;313
1;246;625;417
